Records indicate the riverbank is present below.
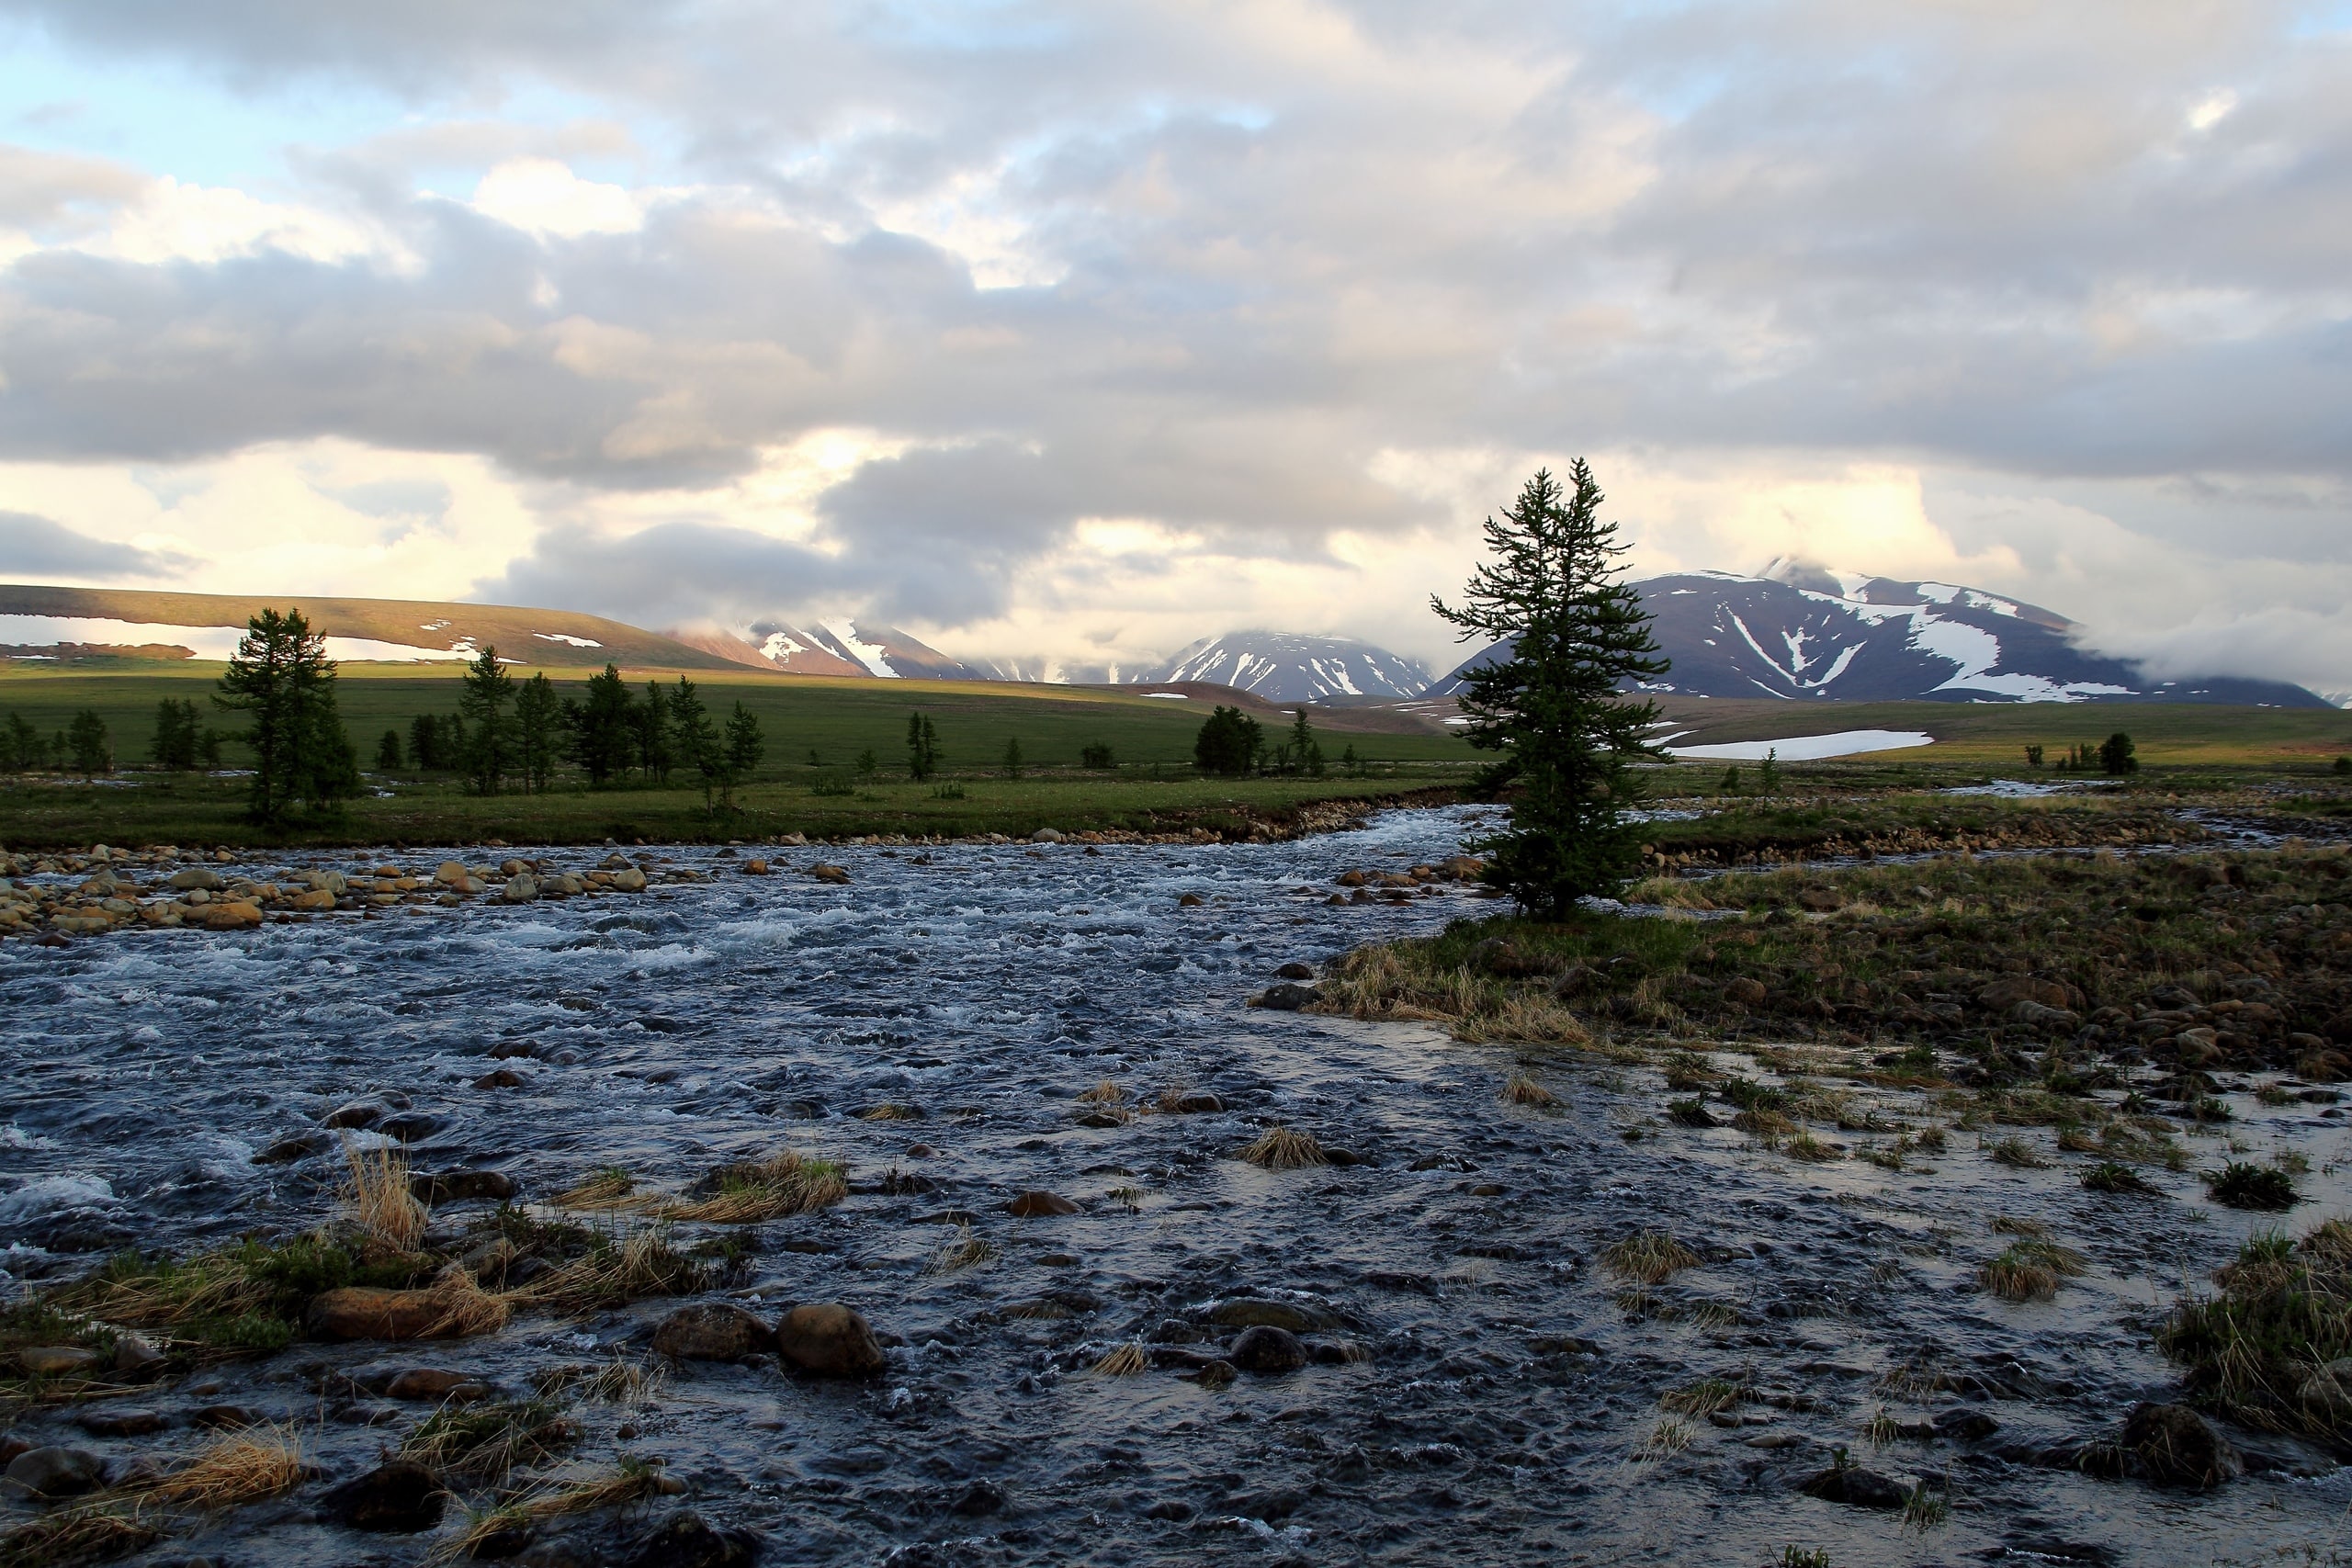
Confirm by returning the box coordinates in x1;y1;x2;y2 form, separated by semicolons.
0;768;1474;852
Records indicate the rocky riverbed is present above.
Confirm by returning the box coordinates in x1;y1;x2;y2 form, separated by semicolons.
1;806;2347;1566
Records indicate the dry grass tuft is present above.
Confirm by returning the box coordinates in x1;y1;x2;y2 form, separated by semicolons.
554;1166;639;1208
533;1355;664;1405
1500;1072;1558;1108
138;1426;307;1511
341;1136;428;1254
1601;1230;1700;1286
2158;1219;2352;1442
511;1225;706;1314
1659;1375;1747;1417
1091;1341;1149;1376
1980;1237;2086;1303
429;1460;667;1565
1786;1132;1846;1163
661;1150;846;1224
858;1103;923;1122
922;1224;999;1277
1634;1417;1694;1459
1078;1080;1129;1106
1986;1134;2052;1168
401;1397;581;1483
0;1505;158;1568
1239;1125;1329;1170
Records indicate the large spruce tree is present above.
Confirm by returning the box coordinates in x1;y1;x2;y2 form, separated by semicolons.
1432;461;1668;916
213;607;359;825
457;646;515;795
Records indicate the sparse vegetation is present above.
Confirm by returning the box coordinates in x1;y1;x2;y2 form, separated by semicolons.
2158;1219;2352;1442
2202;1162;2300;1211
922;1224;998;1276
662;1150;847;1223
1601;1230;1699;1286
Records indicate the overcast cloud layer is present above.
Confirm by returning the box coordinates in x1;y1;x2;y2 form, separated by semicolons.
0;1;2347;691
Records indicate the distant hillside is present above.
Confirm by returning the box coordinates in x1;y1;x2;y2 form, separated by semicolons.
0;584;743;670
1145;631;1430;702
1431;562;2335;708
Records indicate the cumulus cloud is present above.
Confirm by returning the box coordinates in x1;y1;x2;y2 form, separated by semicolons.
0;0;2342;690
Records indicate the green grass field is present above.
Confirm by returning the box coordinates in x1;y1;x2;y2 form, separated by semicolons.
0;662;1477;772
1653;696;2352;768
0;660;1483;847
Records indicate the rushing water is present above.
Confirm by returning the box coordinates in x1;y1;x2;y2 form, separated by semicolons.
2;807;2346;1566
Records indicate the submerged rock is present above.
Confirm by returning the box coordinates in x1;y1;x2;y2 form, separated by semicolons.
321;1460;446;1532
410;1168;519;1204
1250;983;1320;1010
654;1303;777;1363
2123;1402;2242;1489
1227;1325;1307;1376
775;1303;887;1379
383;1369;487;1402
1007;1190;1080;1217
622;1509;761;1567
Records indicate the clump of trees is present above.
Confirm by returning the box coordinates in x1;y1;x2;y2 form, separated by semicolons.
149;698;215;771
65;710;111;774
1080;741;1114;770
0;712;44;770
1193;705;1263;775
213;607;360;826
1432;461;1668;916
2100;731;2138;774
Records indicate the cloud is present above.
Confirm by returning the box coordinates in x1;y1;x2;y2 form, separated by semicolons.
0;508;183;578
0;2;2342;690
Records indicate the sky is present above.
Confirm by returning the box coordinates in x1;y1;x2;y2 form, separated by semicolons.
0;0;2348;692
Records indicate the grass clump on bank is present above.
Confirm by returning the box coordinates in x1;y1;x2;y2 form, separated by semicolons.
1601;1230;1699;1286
49;1234;435;1359
2158;1219;2352;1443
2202;1162;2301;1211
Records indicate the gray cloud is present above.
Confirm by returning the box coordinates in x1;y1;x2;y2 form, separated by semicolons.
0;2;2346;680
0;509;182;578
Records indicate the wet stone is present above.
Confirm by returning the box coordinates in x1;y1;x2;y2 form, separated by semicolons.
383;1369;487;1402
74;1407;168;1437
1798;1464;1908;1509
1227;1325;1308;1377
322;1459;447;1532
2123;1402;2242;1490
1008;1190;1080;1217
2;1446;106;1499
16;1345;100;1377
410;1168;519;1203
622;1509;761;1568
775;1303;887;1379
654;1303;778;1363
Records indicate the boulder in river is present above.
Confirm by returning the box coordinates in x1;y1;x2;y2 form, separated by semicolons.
653;1303;777;1362
1798;1463;1908;1509
775;1303;887;1378
1250;983;1320;1010
2123;1402;2241;1489
383;1369;487;1402
168;868;223;892
1;1446;106;1500
1275;962;1316;980
1227;1325;1307;1376
321;1460;446;1532
500;874;539;904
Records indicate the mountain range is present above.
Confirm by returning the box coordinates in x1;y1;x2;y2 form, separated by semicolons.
1429;560;2332;708
3;570;2332;707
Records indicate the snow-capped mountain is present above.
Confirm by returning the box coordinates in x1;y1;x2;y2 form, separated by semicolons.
666;619;981;679
1430;560;2331;707
1145;631;1430;702
968;655;1126;685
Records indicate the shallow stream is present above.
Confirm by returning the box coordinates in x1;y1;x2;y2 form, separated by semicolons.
2;807;2346;1565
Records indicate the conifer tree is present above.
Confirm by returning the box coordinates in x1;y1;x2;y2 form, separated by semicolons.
149;698;201;770
376;729;403;771
635;680;673;783
214;607;359;825
458;646;515;795
719;701;764;808
514;671;561;794
906;712;941;780
669;676;720;807
563;663;636;785
1432;462;1668;916
66;709;111;774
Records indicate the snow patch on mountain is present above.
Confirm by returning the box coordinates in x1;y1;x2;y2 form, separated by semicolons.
1146;631;1430;702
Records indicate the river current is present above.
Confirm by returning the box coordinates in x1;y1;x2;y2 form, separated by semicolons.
1;807;2346;1565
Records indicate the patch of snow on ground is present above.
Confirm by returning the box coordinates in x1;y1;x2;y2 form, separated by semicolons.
1666;728;1933;761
